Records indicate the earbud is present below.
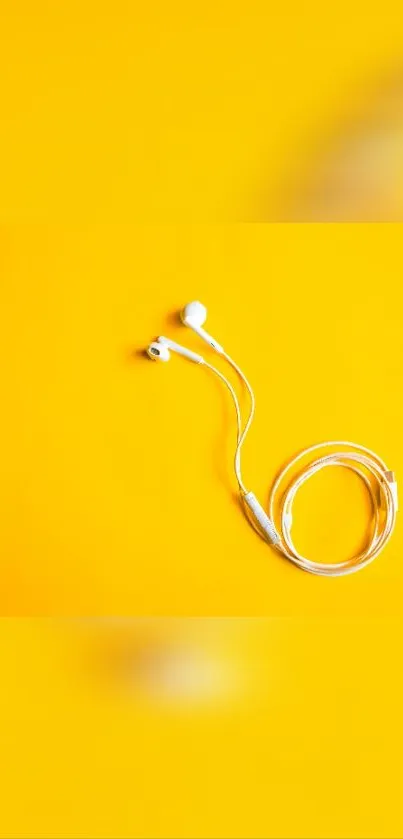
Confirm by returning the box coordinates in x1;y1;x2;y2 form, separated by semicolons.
147;336;205;365
147;341;171;362
181;301;207;327
181;301;224;354
146;300;223;366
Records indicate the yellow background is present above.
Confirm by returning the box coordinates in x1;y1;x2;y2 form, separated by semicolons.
1;2;403;838
0;1;403;221
0;618;402;839
1;224;402;614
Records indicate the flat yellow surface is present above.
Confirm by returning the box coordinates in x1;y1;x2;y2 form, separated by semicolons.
1;4;403;838
0;1;403;221
1;3;402;614
0;618;402;839
0;224;402;614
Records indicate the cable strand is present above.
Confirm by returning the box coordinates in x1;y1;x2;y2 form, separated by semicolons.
204;354;397;577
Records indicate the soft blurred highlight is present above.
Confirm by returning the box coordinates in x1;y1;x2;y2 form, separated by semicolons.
72;618;275;714
263;66;403;221
0;2;402;221
0;618;402;838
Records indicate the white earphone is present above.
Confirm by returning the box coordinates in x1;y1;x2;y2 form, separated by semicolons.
180;301;224;354
147;336;204;365
147;301;398;576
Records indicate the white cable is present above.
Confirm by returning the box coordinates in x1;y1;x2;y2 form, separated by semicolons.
223;353;255;493
204;355;255;494
269;441;398;576
203;360;243;455
204;357;398;577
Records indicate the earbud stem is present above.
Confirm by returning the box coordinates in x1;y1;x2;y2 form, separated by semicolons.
158;336;205;364
186;321;224;354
